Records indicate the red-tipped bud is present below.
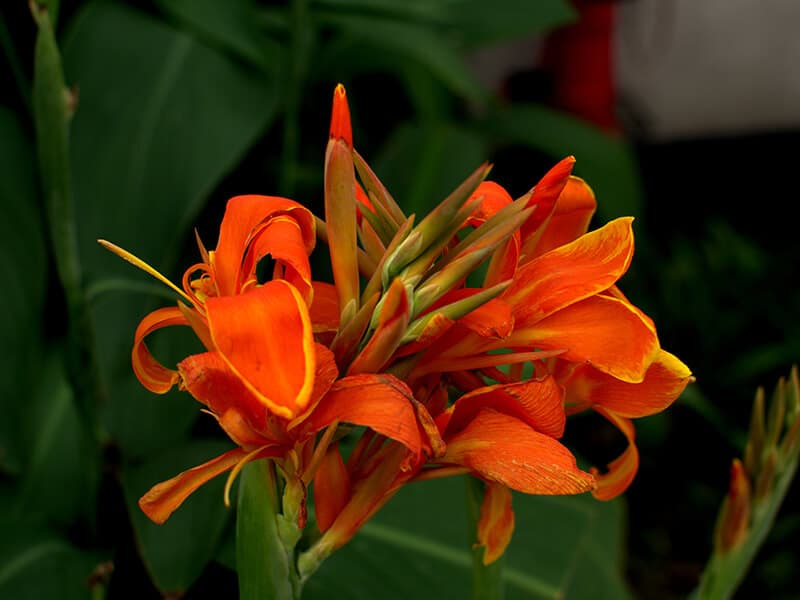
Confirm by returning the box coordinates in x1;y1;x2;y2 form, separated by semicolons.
715;458;751;553
330;83;352;147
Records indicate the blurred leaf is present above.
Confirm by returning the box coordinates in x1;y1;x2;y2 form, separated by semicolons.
154;0;285;73
0;513;101;600
15;350;98;528
62;1;279;456
121;440;235;595
305;476;631;599
483;104;643;221
318;12;485;103
372;121;488;216
0;107;46;474
448;0;576;45
312;0;449;23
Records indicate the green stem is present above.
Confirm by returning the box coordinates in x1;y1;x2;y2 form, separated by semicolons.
32;6;105;442
465;477;505;600
237;459;302;600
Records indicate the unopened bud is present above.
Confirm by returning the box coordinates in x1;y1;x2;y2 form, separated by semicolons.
715;459;751;553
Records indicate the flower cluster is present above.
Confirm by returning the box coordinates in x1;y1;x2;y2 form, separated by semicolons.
102;85;691;569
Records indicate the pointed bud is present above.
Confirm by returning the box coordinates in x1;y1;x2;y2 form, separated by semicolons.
715;458;751;553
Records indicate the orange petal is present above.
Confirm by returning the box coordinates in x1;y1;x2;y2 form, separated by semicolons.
532;176;597;256
447;377;566;439
505;217;635;325
519;156;575;247
206;281;315;419
330;83;352;147
313;442;351;533
561;349;692;418
240;216;313;301
442;409;595;495
301;374;424;459
510;293;659;383
590;407;638;500
213;195;315;296
138;447;278;524
476;482;515;565
467;181;513;227
133;306;189;393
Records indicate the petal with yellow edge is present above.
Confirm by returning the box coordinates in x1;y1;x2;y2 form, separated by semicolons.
591;407;639;501
561;349;693;418
505;217;635;324
206;280;315;420
139;446;281;524
442;409;595;495
301;374;424;460
508;294;659;384
446;377;566;439
476;482;515;565
133;306;189;393
213;195;314;296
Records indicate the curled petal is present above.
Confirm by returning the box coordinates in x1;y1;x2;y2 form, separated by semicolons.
505;217;635;325
133;306;189;393
301;374;424;459
467;181;513;227
213;195;315;296
591;407;638;500
139;447;280;524
206;281;315;420
476;482;515;565
510;294;659;383
447;377;566;439
519;156;575;249
442;409;595;495
561;349;692;418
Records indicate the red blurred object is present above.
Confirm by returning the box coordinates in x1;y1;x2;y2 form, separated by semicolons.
540;0;619;132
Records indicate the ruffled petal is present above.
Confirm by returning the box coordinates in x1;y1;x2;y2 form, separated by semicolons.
301;374;424;460
476;482;515;565
139;447;280;524
206;281;315;420
561;349;692;417
133;306;189;393
509;294;659;383
446;377;566;439
212;195;315;296
505;217;635;325
441;409;595;495
591;407;639;501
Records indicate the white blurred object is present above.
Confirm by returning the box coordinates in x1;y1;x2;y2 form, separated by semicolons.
615;0;800;140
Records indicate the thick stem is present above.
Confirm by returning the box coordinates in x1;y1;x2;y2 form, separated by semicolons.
465;477;505;600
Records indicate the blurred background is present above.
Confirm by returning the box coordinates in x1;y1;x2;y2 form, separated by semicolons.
1;0;799;598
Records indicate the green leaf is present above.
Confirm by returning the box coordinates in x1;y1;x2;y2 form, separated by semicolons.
372;121;488;217
61;1;279;456
121;440;235;595
0;513;103;600
448;0;576;45
318;13;485;104
0;107;47;475
482;104;644;221
305;476;632;599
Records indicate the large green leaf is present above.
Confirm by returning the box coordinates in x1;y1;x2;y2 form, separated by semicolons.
448;0;576;45
305;476;632;599
61;1;280;457
372;120;488;216
0;107;46;475
482;104;644;221
121;439;235;595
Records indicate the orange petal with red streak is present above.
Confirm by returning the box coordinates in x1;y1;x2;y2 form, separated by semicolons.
520;156;575;242
476;482;515;565
591;407;639;500
133;306;188;393
442;409;595;495
313;443;351;532
505;217;635;325
561;349;692;418
206;281;315;420
447;377;566;439
301;374;423;459
330;84;353;147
